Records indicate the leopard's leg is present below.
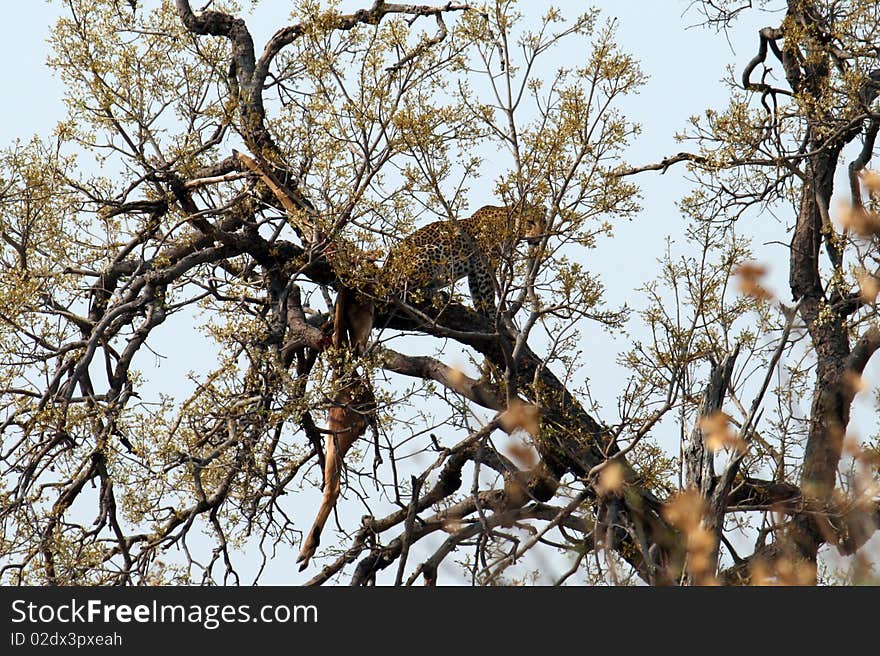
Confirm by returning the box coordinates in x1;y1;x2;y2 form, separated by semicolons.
429;288;451;308
467;253;496;316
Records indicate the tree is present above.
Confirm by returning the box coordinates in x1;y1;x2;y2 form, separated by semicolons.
0;0;877;586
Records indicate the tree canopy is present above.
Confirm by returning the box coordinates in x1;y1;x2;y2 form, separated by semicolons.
0;0;878;586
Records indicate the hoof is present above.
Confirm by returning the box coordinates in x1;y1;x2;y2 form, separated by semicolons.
297;533;318;571
296;550;312;571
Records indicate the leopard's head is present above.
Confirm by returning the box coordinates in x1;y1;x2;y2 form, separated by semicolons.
514;203;546;246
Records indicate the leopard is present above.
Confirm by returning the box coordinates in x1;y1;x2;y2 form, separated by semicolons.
297;204;544;569
382;203;545;314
